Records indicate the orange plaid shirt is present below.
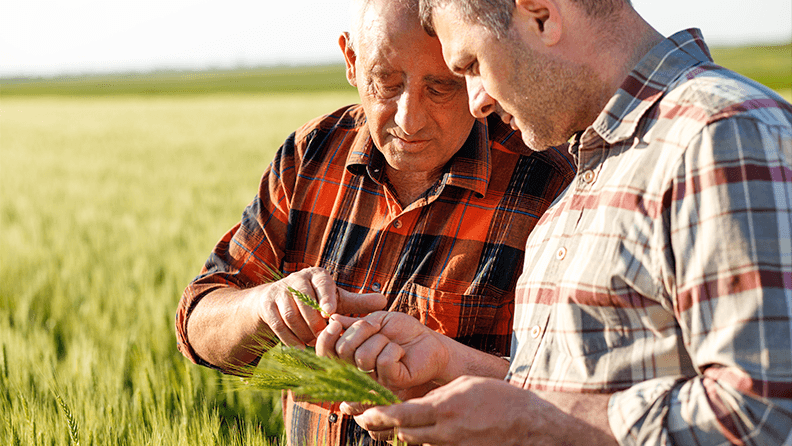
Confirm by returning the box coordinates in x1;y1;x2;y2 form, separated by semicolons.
176;104;576;445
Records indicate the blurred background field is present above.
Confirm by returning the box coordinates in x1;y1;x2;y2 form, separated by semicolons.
1;85;358;444
0;42;789;445
3;43;791;99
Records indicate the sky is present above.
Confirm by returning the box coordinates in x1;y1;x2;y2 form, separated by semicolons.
2;0;790;78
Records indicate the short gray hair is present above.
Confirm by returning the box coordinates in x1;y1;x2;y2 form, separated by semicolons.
419;0;631;39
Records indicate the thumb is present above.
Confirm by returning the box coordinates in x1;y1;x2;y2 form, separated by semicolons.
335;288;387;315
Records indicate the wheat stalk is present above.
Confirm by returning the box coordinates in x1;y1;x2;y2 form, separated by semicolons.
52;388;80;446
260;263;329;317
248;264;403;443
233;335;400;407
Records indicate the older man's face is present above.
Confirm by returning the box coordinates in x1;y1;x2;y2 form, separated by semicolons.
342;3;475;176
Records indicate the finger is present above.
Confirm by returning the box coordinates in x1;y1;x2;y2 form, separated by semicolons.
283;274;330;338
356;402;436;432
315;319;344;358
375;341;408;388
336;289;387;315
353;334;391;375
275;293;316;346
260;299;304;348
335;319;382;363
339;401;367;416
291;289;328;339
308;268;339;315
364;427;394;442
396;425;446;445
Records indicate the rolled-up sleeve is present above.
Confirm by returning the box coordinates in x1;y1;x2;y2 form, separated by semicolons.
175;132;297;365
609;117;792;445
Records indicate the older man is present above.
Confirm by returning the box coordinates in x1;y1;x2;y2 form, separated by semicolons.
174;0;575;444
342;0;792;445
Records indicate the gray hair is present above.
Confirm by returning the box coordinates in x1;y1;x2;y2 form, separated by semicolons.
418;0;632;39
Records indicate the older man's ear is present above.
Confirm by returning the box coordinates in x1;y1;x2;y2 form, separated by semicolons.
338;32;358;87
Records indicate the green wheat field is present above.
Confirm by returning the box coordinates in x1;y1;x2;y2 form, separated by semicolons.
1;43;790;445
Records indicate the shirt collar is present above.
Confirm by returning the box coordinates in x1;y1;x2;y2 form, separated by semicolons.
587;28;713;146
346;116;491;198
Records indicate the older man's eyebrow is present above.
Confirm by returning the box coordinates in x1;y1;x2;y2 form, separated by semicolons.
424;75;465;88
369;65;400;79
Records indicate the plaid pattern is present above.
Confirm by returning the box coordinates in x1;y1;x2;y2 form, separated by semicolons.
507;29;792;445
176;104;576;445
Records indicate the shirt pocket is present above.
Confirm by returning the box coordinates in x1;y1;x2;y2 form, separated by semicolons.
281;261;312;276
552;303;632;358
391;282;503;342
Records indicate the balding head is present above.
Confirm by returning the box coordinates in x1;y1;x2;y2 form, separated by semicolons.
347;0;420;51
336;0;475;187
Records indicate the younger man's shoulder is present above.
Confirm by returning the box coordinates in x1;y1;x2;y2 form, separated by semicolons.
666;63;792;128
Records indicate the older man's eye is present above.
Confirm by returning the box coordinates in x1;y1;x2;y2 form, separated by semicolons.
428;86;455;99
466;61;480;76
375;83;401;98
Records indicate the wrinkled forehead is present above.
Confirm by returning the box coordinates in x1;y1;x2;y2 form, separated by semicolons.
357;0;425;53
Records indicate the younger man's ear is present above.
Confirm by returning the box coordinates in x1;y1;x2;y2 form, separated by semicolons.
338;32;358;87
513;0;562;46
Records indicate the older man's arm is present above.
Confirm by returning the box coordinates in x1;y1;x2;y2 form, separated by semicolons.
186;271;387;370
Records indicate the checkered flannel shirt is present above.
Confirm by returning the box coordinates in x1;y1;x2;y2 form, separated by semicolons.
508;29;792;445
176;104;576;445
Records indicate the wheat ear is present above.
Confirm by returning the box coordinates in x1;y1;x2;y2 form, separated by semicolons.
53;388;80;445
261;263;329;317
232;334;400;407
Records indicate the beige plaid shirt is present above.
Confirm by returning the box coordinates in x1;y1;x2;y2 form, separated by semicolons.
509;29;792;445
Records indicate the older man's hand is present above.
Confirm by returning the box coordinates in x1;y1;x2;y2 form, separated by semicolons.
257;267;387;348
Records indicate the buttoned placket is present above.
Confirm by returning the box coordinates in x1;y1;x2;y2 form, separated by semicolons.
360;168;445;294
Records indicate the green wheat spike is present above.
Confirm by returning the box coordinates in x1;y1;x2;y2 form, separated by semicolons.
52;389;80;446
260;263;329;317
231;334;400;406
287;286;329;317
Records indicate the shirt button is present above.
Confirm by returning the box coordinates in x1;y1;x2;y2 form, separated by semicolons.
393;220;402;229
582;170;596;184
530;326;542;339
372;282;381;292
328;413;338;423
556;247;567;260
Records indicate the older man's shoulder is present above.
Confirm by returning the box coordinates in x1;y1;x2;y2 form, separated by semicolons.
293;103;367;142
486;115;577;178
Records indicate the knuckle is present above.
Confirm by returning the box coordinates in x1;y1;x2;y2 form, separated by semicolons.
280;306;299;322
266;317;287;334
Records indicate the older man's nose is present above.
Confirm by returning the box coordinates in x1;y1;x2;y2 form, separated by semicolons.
394;90;428;136
467;77;496;118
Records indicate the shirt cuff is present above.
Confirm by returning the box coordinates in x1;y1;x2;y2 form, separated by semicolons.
607;376;682;446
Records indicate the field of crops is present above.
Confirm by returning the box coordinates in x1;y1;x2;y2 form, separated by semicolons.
1;44;789;445
1;91;359;445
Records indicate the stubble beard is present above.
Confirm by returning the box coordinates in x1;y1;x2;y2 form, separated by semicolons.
503;38;600;151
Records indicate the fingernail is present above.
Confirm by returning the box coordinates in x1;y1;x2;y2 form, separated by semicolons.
321;303;332;315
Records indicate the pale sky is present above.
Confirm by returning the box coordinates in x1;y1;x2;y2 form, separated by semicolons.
1;0;790;78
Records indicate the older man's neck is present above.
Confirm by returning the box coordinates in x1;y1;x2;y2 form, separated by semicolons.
386;165;443;207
